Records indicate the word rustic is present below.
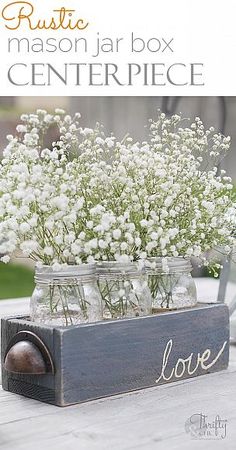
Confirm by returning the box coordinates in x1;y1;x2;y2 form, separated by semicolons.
156;339;227;384
1;2;89;30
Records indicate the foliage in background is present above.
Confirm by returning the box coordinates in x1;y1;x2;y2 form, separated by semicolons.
0;264;34;299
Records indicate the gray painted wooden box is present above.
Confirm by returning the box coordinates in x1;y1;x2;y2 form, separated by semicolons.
1;303;229;407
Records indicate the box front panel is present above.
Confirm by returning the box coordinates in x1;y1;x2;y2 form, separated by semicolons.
60;304;229;405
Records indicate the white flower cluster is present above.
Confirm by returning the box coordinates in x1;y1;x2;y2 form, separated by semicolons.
0;110;235;269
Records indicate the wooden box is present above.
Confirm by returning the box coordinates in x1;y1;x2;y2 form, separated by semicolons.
1;303;229;407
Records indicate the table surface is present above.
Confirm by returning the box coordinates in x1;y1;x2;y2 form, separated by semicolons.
1;279;236;450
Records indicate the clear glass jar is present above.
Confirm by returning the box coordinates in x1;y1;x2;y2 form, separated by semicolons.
97;261;152;320
146;257;197;311
30;264;102;326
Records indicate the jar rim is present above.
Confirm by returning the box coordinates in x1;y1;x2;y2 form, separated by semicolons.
35;263;96;280
97;260;141;275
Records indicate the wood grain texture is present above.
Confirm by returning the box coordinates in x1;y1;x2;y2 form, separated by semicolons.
0;361;236;450
0;299;235;450
1;316;56;404
1;303;229;406
59;303;229;405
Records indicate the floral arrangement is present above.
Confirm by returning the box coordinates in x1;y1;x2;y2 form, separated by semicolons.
0;109;235;272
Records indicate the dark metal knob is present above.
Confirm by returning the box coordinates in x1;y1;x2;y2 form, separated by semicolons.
4;341;47;374
4;331;54;375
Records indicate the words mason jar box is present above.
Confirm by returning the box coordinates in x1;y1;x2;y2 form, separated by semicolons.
1;303;229;407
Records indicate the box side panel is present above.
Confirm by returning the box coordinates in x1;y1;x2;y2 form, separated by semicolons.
1;318;56;405
53;328;64;406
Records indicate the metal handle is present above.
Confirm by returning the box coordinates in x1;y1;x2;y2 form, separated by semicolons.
4;331;54;375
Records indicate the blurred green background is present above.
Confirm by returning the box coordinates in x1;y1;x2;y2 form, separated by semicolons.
0;264;34;300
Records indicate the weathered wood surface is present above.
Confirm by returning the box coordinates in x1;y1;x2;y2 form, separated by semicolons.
0;288;236;449
1;304;229;406
0;350;236;450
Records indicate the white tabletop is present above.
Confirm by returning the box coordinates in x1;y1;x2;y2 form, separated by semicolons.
0;279;236;450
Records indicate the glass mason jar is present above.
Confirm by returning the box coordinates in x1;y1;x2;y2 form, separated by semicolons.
30;264;103;326
145;257;197;311
97;261;152;320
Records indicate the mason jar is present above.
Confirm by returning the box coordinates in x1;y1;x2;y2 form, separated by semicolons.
145;257;197;311
97;261;152;320
30;264;103;326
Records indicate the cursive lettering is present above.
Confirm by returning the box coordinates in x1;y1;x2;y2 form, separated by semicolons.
1;2;89;31
156;339;227;384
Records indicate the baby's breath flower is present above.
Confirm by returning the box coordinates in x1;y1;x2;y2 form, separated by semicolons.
0;109;235;270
